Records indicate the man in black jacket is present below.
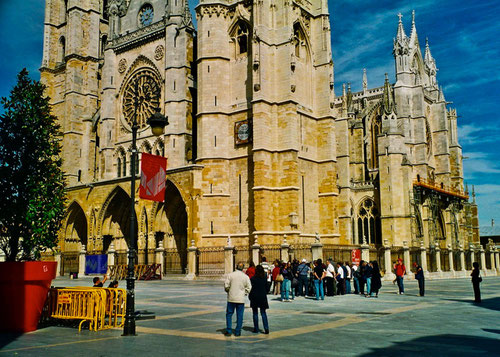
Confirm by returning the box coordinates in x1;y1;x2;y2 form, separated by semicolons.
413;262;425;296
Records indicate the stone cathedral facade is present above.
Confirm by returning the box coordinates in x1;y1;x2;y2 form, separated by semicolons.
40;0;482;277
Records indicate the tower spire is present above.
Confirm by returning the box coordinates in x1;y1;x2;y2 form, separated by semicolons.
396;13;407;42
409;10;419;48
382;73;394;115
362;68;367;92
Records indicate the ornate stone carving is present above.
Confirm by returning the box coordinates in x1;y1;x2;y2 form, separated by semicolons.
154;45;164;61
118;58;127;73
122;68;162;130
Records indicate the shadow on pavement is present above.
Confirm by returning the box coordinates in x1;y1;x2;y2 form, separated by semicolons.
360;334;500;356
445;297;500;312
0;333;22;350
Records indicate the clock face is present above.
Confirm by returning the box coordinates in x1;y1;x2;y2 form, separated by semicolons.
139;4;154;27
235;120;251;145
238;123;249;141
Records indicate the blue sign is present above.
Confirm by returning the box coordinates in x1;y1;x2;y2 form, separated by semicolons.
85;255;108;275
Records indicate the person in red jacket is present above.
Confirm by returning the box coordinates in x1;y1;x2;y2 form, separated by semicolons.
246;261;256;279
394;258;406;294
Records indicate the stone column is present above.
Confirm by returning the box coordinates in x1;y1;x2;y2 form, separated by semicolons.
495;250;500;273
155;240;165;275
137;249;146;265
186;240;197;280
448;244;454;272
78;244;86;277
435;246;442;272
384;239;394;280
459;245;466;272
489;246;496;272
107;242;116;267
420;242;428;273
281;235;290;262
469;244;476;266
224;236;235;275
403;241;411;275
54;249;62;277
252;235;260;265
480;245;487;272
360;237;370;262
311;233;323;261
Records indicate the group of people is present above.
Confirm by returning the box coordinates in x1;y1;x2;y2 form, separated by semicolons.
92;275;119;288
264;258;384;301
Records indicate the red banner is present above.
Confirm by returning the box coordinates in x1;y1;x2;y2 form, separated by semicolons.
139;153;167;202
351;249;361;265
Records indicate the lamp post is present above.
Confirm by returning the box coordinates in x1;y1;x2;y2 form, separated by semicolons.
123;80;168;336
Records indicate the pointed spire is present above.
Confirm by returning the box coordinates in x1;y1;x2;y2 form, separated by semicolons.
409;10;419;48
181;1;193;28
362;68;368;92
382;73;395;115
346;83;353;113
472;185;476;203
342;83;346;97
439;86;445;102
424;38;432;62
396;13;407;42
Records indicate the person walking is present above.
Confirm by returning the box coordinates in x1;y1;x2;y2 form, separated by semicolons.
471;262;482;303
413;262;425;296
325;259;335;297
344;261;352;294
369;261;382;298
296;259;310;297
358;260;366;295
249;265;270;334
394;258;406;295
313;259;326;300
224;262;251;336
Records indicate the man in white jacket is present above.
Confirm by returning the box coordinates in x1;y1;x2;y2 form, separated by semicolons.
224;262;251;336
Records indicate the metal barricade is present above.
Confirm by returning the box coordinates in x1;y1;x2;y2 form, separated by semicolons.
197;247;225;277
45;287;126;332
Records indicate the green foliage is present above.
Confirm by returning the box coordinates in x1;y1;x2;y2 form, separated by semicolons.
0;69;67;261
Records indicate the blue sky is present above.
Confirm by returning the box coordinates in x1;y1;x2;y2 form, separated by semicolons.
0;0;499;227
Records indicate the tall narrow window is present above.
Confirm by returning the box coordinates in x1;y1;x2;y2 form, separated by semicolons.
122;156;127;176
236;22;249;54
357;199;381;244
59;36;66;63
238;174;242;223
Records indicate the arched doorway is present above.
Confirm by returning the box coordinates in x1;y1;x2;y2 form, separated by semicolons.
100;186;137;264
62;201;87;274
153;180;187;274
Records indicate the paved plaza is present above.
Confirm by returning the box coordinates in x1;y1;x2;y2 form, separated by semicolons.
1;276;500;356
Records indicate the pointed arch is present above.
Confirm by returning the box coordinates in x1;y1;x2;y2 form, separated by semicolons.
152;137;165;157
64;200;88;250
292;21;312;60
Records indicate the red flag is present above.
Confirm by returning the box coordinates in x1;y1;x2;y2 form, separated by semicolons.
139;153;167;202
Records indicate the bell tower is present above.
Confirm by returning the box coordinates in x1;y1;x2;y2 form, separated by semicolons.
196;0;338;245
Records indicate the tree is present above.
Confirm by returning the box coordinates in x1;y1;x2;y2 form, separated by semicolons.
0;69;66;261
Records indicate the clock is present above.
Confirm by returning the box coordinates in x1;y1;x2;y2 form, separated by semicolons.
138;4;154;27
235;120;251;145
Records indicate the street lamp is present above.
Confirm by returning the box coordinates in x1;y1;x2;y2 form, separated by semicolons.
123;80;168;336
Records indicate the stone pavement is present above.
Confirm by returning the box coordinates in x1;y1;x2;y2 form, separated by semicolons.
1;276;500;356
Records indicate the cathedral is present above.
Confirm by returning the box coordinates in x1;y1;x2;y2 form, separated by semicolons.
40;0;487;278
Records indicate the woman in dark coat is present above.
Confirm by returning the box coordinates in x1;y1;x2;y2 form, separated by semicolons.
471;262;481;303
369;261;382;298
249;265;270;334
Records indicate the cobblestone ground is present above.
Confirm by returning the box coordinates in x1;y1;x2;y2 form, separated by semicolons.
1;276;500;356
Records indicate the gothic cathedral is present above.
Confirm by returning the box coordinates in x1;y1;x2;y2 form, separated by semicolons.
40;0;479;276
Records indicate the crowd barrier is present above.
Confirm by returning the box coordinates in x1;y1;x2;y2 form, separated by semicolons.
44;287;126;331
108;264;162;280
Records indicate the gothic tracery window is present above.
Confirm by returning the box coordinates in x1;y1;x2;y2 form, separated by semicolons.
122;68;162;130
293;23;306;58
371;115;382;169
357;199;381;245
